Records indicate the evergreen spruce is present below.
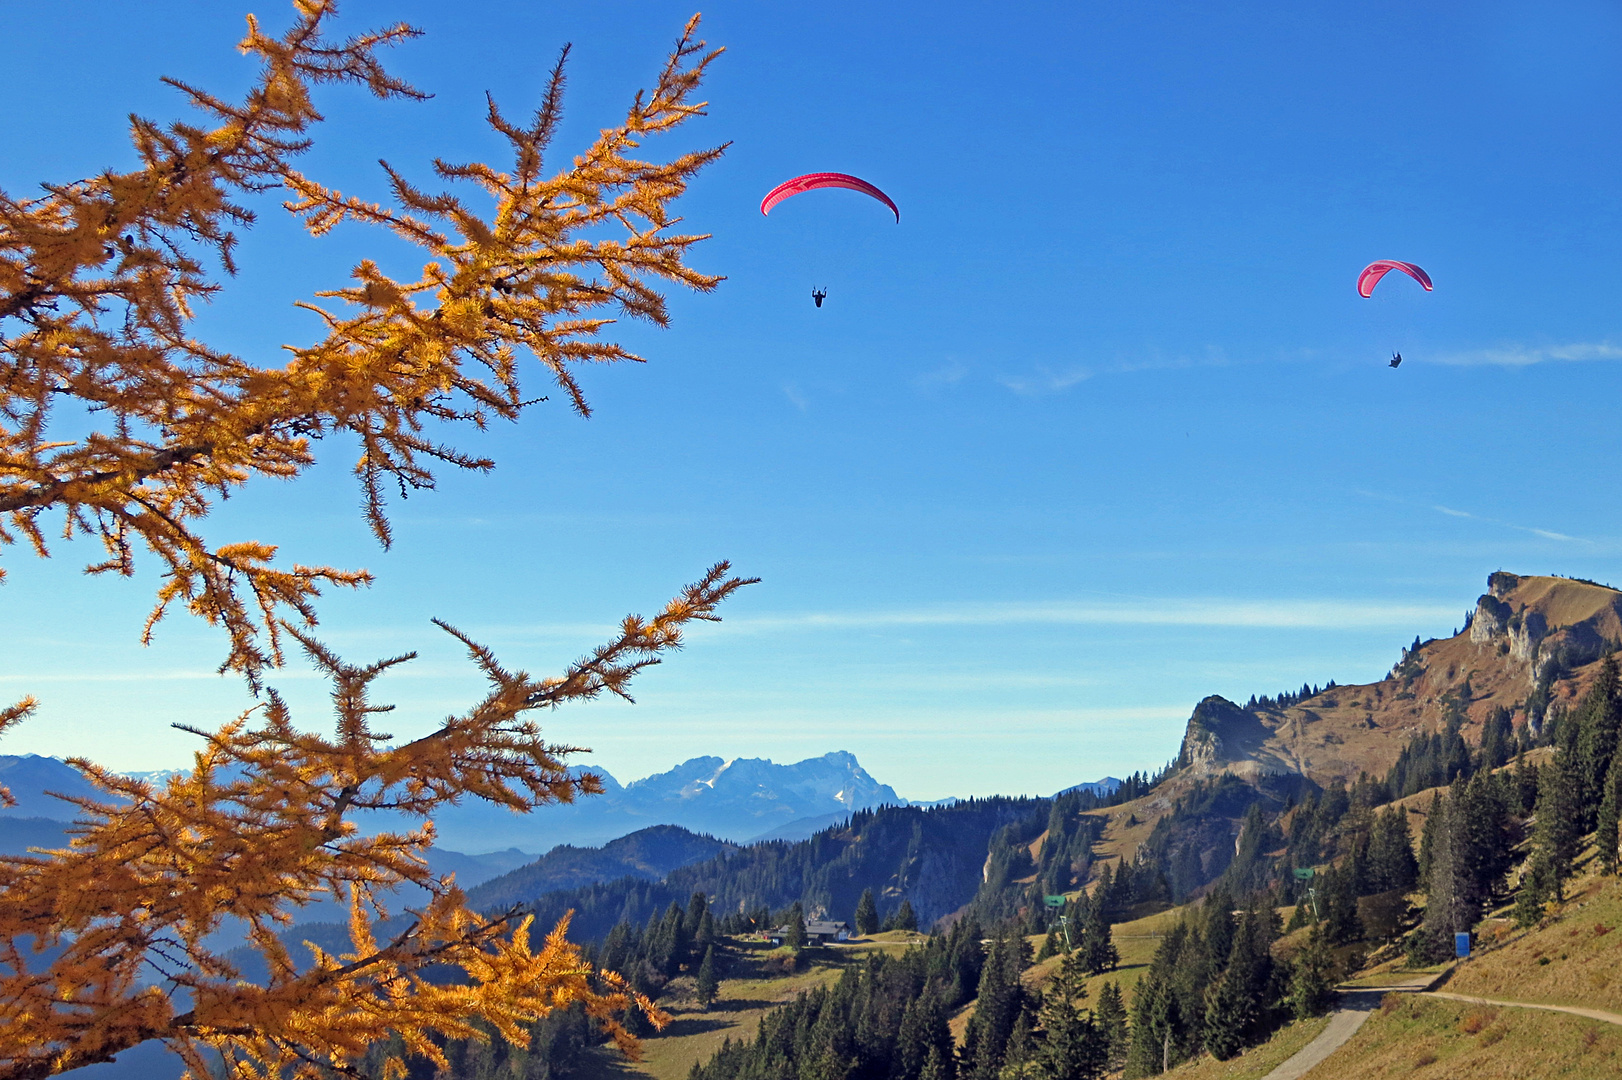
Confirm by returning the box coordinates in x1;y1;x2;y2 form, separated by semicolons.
1367;805;1419;894
1095;982;1129;1073
695;945;719;1009
1418;791;1442;885
1533;753;1583;901
1033;952;1106;1079
1201;956;1254;1061
1513;748;1540;815
1479;705;1514;772
786;902;807;950
1577;654;1622;820
1287;926;1335;1019
1512;854;1549;929
1080;900;1119;975
855;887;880;936
1599;756;1622;876
885;899;919;933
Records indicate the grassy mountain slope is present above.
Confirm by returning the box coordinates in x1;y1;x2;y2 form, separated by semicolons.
569;934;924;1080
1072;573;1622;892
1317;994;1620;1079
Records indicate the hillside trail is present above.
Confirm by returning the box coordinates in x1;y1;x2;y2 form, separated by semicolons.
1421;990;1622;1027
1257;974;1439;1080
1256;973;1622;1080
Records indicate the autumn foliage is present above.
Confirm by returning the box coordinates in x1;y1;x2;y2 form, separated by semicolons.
0;0;726;684
0;3;747;1077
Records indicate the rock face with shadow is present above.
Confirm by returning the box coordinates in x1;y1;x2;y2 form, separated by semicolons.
1179;695;1300;779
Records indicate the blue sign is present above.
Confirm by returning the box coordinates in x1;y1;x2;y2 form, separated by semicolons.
1454;932;1471;959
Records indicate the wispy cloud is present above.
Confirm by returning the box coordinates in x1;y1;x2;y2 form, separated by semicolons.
913;361;969;392
1429;504;1584;543
1430;341;1622;367
716;598;1456;633
1355;489;1587;544
996;366;1093;395
995;350;1230;396
782;382;809;412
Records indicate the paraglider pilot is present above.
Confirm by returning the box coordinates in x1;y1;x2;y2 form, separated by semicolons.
1389;352;1402;369
811;288;827;308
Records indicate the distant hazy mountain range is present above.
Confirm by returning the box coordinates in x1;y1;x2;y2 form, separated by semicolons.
0;748;937;856
409;749;919;852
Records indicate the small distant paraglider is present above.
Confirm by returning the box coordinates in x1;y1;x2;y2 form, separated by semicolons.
762;173;898;305
1359;261;1431;367
760;172;899;221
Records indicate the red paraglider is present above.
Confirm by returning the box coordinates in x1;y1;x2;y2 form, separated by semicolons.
1357;260;1433;298
760;172;899;222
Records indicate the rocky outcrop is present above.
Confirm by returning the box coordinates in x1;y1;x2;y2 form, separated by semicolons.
1179;696;1293;778
1488;571;1522;599
1466;574;1622;686
1470;593;1512;644
1509;609;1548;665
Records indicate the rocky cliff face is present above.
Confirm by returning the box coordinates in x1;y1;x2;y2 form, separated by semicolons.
1466;572;1622;685
1166;572;1622;793
1179;696;1296;778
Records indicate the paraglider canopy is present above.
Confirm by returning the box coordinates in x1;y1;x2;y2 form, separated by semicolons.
760;172;899;222
1357;260;1433;298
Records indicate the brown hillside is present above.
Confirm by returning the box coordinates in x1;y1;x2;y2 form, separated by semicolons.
1081;572;1622;876
1182;572;1618;789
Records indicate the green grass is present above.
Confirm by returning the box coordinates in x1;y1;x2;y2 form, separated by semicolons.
1444;869;1622;1016
1320;992;1622;1079
569;938;877;1080
1161;1015;1332;1080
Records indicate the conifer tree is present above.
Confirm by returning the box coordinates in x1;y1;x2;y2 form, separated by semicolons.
919;1045;950;1080
1513;747;1540;815
1201;957;1253;1061
1512;854;1549;929
1534;752;1583;901
1287;926;1336;1020
1001;1013;1038;1078
1080;898;1119;975
1578;654;1622;820
1599;756;1622;876
695;946;719;1009
1032;952;1106;1080
886;899;919;932
1367;805;1419;894
1479;705;1514;772
1094;982;1129;1073
1418;791;1443;884
893;995;934;1080
0;6;742;1078
856;887;880;936
787;903;808;950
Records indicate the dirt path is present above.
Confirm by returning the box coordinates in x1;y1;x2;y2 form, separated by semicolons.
1422;990;1622;1027
1256;975;1622;1080
1256;990;1383;1080
1258;974;1441;1080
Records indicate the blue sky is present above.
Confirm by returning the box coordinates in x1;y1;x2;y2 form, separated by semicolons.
4;1;1622;800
